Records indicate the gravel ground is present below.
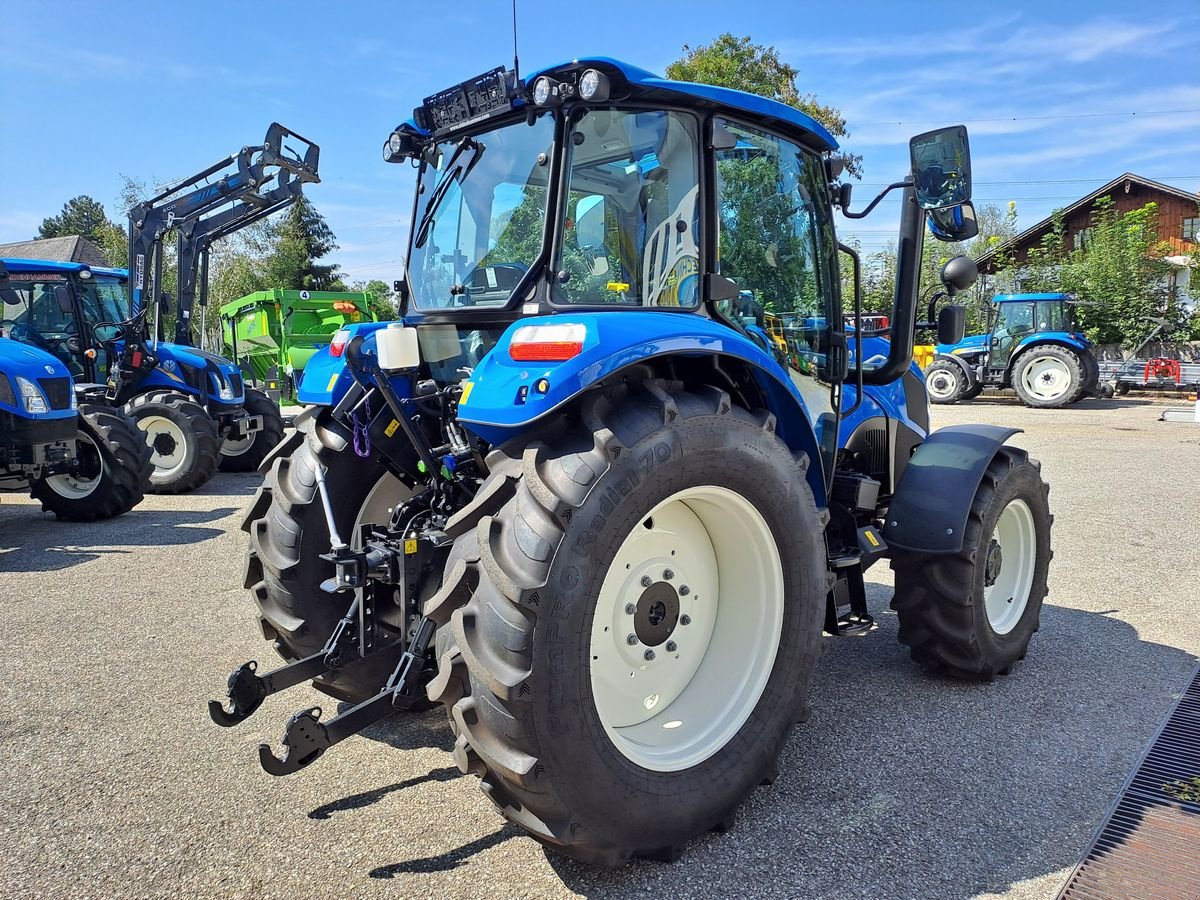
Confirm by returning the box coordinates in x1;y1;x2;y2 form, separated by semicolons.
2;395;1198;899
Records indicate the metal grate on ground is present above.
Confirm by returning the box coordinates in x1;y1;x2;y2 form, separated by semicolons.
1058;664;1200;899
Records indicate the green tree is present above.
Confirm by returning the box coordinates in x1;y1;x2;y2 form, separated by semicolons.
666;34;862;177
264;197;345;290
37;195;127;267
350;278;397;320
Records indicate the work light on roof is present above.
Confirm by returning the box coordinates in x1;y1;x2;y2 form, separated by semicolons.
532;76;560;107
578;69;610;102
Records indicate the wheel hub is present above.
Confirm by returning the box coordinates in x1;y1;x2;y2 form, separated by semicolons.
152;432;178;456
984;539;1003;587
634;582;680;646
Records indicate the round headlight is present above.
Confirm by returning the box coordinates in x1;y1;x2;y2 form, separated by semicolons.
532;76;554;106
78;268;92;280
578;69;610;102
388;132;404;155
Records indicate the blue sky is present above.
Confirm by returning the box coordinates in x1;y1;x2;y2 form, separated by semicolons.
2;0;1198;280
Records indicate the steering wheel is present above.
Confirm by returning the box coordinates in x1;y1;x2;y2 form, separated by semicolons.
0;320;54;350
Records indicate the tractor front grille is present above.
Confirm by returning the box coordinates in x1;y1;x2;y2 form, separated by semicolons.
1058;664;1200;898
38;377;73;410
228;372;244;396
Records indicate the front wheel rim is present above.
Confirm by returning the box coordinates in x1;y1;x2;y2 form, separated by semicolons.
927;369;959;400
589;485;785;772
983;498;1036;635
1021;356;1072;401
44;433;103;499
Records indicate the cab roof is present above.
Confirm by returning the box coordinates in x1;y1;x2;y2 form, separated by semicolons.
1;257;127;280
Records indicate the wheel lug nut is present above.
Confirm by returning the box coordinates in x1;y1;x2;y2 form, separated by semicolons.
644;649;656;661
680;614;691;626
626;634;639;645
666;641;677;653
625;603;637;615
640;576;653;588
679;585;690;596
663;569;674;580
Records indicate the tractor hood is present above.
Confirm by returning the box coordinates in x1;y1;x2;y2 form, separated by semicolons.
0;337;73;379
937;333;988;355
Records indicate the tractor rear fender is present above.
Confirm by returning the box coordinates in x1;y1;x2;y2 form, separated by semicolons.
456;312;829;503
882;424;1021;554
1008;334;1090;371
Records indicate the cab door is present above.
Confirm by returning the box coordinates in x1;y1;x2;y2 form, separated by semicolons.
989;301;1034;373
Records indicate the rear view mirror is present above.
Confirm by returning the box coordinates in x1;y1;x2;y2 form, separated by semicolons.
938;304;967;345
940;255;979;294
54;285;75;314
928;202;979;242
910;126;971;210
0;260;9;290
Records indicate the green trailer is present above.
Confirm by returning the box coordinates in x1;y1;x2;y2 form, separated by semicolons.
220;289;378;403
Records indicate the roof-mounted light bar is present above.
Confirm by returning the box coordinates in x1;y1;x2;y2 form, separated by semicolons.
415;66;518;136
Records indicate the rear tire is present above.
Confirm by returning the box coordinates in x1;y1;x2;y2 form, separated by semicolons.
1012;346;1081;409
219;388;285;472
890;446;1052;680
30;404;151;521
123;390;220;493
424;380;826;866
925;360;966;404
241;408;412;702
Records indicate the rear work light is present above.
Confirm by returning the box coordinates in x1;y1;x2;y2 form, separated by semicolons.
509;324;586;362
329;329;351;358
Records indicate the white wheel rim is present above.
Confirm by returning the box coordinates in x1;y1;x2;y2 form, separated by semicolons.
1021;356;1072;402
44;433;103;499
139;415;189;479
589;485;784;772
927;369;959;400
221;432;256;457
983;498;1036;635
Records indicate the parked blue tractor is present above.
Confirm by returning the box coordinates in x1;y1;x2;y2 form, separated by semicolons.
211;59;1055;867
925;291;1105;408
0;260;150;519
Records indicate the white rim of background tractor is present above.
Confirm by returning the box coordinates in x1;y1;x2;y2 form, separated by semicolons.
1019;354;1073;403
139;415;190;480
589;485;784;772
43;432;103;499
926;366;961;401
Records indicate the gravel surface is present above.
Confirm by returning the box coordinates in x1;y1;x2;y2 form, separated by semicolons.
2;395;1198;899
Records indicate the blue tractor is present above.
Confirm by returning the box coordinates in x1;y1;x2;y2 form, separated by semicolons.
0;260;150;519
210;60;1054;867
925;291;1104;408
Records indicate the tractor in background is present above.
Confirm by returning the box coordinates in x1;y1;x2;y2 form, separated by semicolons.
0;260;149;519
925;291;1104;407
210;59;1054;868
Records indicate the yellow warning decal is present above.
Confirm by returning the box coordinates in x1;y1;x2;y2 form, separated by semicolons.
865;530;880;547
404;539;418;555
326;373;339;392
459;381;475;405
607;281;631;292
384;419;400;438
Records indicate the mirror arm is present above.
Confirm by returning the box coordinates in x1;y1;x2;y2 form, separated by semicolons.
839;242;865;417
862;183;922;385
840;178;913;220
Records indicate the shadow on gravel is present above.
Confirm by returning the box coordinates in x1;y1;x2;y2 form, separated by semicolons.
356;705;456;753
0;507;236;573
309;766;460;820
543;587;1198;899
188;473;262;497
965;396;1157;410
368;824;522;877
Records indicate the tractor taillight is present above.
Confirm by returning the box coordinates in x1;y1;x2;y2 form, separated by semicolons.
329;329;351;358
509;324;586;362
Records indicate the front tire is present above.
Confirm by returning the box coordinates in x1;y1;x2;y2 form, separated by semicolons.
890;446;1052;680
1012;346;1081;408
425;380;826;866
30;404;152;521
123;390;221;493
925;360;967;404
219;388;285;472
